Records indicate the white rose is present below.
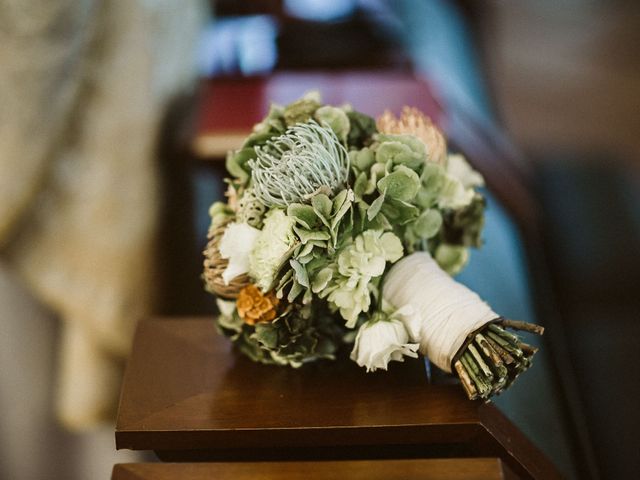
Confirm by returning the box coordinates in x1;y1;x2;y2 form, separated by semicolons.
350;319;419;372
218;222;260;284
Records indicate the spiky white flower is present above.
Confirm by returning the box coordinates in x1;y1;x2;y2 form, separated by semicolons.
250;122;349;207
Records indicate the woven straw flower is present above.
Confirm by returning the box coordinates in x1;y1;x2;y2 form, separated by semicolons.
236;284;280;325
377;107;447;166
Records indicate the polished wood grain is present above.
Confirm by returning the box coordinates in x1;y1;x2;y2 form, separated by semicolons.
112;458;516;480
116;318;561;479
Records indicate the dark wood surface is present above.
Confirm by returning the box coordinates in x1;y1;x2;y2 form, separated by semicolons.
116;318;561;479
112;458;517;480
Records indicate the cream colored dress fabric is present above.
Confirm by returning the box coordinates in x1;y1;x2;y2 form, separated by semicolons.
0;0;204;432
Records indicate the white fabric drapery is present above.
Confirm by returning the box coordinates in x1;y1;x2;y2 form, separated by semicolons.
0;0;204;435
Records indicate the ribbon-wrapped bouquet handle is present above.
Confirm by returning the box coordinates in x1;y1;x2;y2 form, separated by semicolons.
383;252;542;399
203;93;543;400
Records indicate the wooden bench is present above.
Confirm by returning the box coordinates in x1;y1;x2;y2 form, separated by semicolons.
112;458;517;480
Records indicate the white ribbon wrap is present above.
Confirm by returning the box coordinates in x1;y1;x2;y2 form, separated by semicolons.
382;251;497;373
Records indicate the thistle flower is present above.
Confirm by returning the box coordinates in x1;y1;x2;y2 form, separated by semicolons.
250;122;349;207
377;107;447;166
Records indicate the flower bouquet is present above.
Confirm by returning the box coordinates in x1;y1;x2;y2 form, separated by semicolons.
203;93;543;400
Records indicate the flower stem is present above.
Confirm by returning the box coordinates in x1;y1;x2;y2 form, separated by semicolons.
453;320;543;400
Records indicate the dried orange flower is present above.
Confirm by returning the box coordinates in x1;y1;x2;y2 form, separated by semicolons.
236;284;280;325
377;107;447;166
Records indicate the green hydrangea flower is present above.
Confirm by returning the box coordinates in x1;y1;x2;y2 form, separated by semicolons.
338;230;403;278
321;230;403;327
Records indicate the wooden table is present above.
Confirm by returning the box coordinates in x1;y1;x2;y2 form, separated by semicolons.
116;318;561;479
112;458;516;480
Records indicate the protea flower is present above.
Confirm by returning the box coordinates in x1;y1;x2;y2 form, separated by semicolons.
250;122;349;207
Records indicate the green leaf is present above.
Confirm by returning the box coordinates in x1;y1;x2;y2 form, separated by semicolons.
349;147;375;171
296;242;315;258
290;259;310;288
355;200;368;233
225;147;255;183
416;163;446;208
293;226;331;244
332;189;349;215
253;323;279;349
276;272;293;299
305;253;330;273
297;253;315;265
217;312;244;333
375;140;409;163
311;267;334;293
287;203;319;229
369;163;386;190
435;244;469;275
243;105;285;148
377;165;420;201
381;198;419;224
311;194;332;227
302;288;313;304
375;135;425;170
314;105;350;141
366;211;392;231
367;190;386;221
353;171;369;199
243;130;278;149
283;97;321;126
440;194;485;248
412;209;443;239
331;189;354;232
346;110;377;148
288;280;304;302
238;332;271;363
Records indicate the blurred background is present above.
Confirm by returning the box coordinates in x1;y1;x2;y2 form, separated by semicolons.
1;1;638;479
